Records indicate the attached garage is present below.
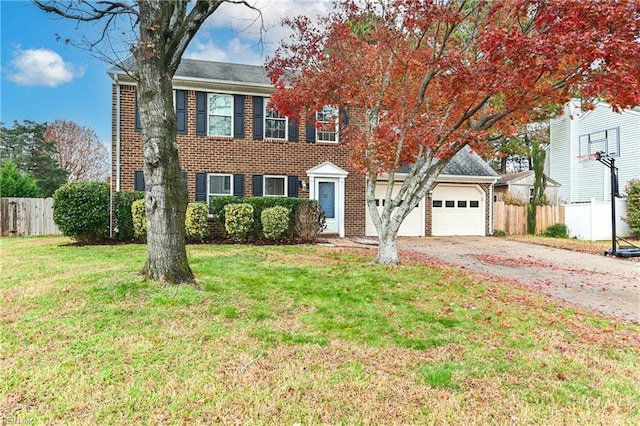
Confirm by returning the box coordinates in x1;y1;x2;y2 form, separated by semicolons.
431;184;485;236
365;182;425;237
361;147;498;238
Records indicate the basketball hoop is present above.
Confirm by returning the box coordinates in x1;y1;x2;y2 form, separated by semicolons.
577;152;600;163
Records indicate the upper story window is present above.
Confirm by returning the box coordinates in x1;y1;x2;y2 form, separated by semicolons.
265;105;287;140
316;105;339;143
208;94;233;137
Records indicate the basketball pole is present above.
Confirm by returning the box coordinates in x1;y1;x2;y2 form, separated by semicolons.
596;151;618;256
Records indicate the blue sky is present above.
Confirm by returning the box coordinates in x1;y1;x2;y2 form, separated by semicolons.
1;0;331;144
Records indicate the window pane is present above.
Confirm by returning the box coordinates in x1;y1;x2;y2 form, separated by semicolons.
208;94;232;136
265;118;286;139
266;108;283;119
457;200;467;208
209;95;232;115
445;200;455;208
433;200;443;208
470;200;480;208
264;177;285;196
209;116;231;136
317;105;338;142
209;175;231;195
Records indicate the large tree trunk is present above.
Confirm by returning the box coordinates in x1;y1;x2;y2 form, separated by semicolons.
134;6;194;284
376;229;400;265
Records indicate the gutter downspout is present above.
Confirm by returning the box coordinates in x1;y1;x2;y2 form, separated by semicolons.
109;72;122;239
489;181;495;235
115;73;121;193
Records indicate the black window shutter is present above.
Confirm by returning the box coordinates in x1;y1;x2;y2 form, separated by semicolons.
195;173;207;201
233;174;244;197
134;170;145;191
181;171;187;184
134;91;142;132
252;175;263;196
253;96;264;140
176;90;187;135
233;95;245;139
306;118;316;143
340;108;349;127
288;118;299;142
196;92;207;136
287;175;299;198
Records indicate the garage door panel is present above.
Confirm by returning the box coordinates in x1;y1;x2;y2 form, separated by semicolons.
432;184;484;236
365;183;425;237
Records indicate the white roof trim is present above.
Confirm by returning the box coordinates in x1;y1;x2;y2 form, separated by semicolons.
437;174;498;183
378;172;497;183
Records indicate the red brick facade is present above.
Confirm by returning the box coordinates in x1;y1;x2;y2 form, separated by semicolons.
112;81;494;237
112;83;367;236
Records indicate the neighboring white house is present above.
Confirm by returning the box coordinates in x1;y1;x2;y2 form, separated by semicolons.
546;100;640;239
547;100;640;203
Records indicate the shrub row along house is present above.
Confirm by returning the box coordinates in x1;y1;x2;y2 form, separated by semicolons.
109;59;499;238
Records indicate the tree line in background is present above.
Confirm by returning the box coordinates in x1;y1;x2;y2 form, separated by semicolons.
0;120;109;198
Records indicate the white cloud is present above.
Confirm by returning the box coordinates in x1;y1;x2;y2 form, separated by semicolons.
186;37;264;65
192;0;334;63
7;48;84;87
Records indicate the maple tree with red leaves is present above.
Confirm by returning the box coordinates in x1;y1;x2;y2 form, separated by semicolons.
266;0;640;265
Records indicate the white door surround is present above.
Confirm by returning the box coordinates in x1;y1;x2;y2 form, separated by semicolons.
307;162;348;237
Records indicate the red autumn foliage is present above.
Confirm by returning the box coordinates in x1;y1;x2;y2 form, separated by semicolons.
266;0;640;263
267;0;639;173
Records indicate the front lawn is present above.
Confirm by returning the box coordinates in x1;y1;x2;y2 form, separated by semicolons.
1;237;639;424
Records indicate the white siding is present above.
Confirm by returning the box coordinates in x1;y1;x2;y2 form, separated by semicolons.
548;101;640;203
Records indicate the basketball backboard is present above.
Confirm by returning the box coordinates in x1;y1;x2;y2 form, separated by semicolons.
578;127;620;160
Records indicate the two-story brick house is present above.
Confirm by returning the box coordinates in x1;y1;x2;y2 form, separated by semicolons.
109;59;498;238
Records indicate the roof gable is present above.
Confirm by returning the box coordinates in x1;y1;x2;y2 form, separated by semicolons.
440;146;499;178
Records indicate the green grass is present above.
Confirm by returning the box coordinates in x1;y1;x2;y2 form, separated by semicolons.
1;236;639;424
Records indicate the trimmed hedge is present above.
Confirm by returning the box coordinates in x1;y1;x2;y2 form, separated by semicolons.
210;196;320;240
131;199;147;240
113;190;144;241
53;181;110;243
224;203;254;241
186;202;210;241
261;206;291;240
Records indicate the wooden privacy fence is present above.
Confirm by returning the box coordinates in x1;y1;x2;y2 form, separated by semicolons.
0;198;61;237
493;201;565;235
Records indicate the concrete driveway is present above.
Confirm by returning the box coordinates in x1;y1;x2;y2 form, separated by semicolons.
396;236;640;323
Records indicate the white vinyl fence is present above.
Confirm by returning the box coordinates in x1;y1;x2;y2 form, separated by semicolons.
563;198;631;241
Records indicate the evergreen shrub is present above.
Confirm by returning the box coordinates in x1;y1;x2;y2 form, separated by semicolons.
53;181;110;243
261;206;291;240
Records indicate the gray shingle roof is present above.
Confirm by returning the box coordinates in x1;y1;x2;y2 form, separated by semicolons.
110;58;271;86
175;59;270;86
441;146;498;177
397;146;498;177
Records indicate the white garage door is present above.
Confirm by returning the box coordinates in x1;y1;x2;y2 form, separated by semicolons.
431;184;485;236
365;182;425;237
